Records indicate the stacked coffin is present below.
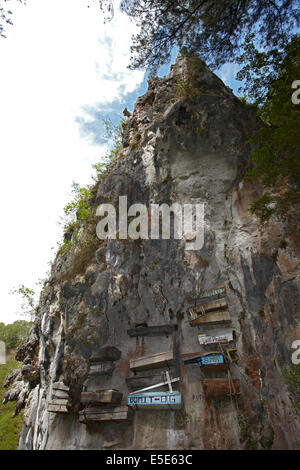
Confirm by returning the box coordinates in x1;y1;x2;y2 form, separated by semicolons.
47;382;71;413
79;345;133;423
186;285;240;398
127;352;182;410
79;388;133;423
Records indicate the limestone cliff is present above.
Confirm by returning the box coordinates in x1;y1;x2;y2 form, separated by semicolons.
4;53;300;450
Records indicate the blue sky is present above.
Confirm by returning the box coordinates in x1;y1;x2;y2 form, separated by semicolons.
0;0;242;324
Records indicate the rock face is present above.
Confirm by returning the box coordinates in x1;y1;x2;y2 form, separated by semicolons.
5;53;300;450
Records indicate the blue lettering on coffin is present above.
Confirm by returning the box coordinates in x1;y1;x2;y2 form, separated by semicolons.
197;354;224;367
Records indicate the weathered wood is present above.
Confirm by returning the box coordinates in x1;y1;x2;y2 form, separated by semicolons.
202;378;240;397
129;352;174;372
52;382;69;392
79;406;132;423
189;310;231;326
127;324;177;337
128;391;182;410
190;298;228;317
88;363;115;376
47;402;69;413
89;346;121;363
49;399;70;406
199;286;226;299
184;351;224;365
52;389;70;399
198;330;234;346
81;389;123;405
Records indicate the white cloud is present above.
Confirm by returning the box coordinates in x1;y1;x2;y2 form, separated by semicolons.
0;0;144;324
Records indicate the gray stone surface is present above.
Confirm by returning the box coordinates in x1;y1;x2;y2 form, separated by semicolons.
4;53;300;450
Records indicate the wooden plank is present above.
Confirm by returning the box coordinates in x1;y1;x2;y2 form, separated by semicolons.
190;298;228;315
79;406;132;422
49;399;70;406
90;346;121;363
198;330;234;346
88;363;114;376
81;389;123;405
202;378;240;397
47;402;69;413
128;391;182;410
127;324;177;337
52;382;69;392
130;352;174;372
189;310;231;327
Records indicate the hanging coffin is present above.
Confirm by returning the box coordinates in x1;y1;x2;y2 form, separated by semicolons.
202;378;240;398
198;330;234;346
197;353;226;370
79;405;133;423
188;310;231;327
128;391;182;410
199;286;226;299
81;389;123;405
129;351;174;372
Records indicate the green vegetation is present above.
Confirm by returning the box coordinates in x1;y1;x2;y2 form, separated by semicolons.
237;34;300;228
56;116;126;277
10;285;37;321
175;51;205;102
119;0;299;73
0;354;23;450
0;321;31;351
282;363;300;410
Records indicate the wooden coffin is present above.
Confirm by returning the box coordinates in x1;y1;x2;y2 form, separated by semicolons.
52;389;70;399
183;352;227;370
48;399;70;413
199;286;226;299
197;353;227;371
79;405;132;423
88;362;115;376
202;378;240;397
81;389;123;405
128;391;182;410
90;346;121;363
52;382;69;392
127;324;177;337
129;352;174;372
198;330;234;346
189;310;231;327
190;298;228;315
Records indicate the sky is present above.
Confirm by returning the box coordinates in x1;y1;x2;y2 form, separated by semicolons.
0;0;241;324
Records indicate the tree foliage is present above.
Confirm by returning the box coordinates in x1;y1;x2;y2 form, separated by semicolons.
0;320;31;350
113;0;300;73
10;285;37;321
237;35;300;226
